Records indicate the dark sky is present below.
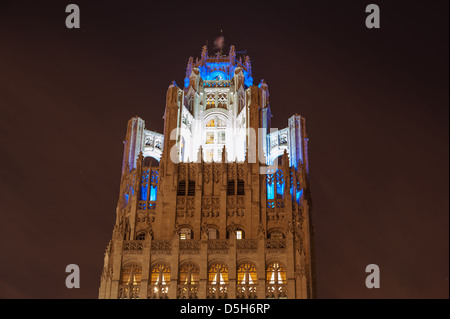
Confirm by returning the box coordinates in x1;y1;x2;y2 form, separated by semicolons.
0;0;448;299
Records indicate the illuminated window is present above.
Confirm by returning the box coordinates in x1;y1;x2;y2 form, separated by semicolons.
120;264;142;286
204;116;227;162
218;131;226;144
150;185;157;201
119;264;142;299
206;93;215;109
208;263;228;285
217;119;226;127
149;263;170;299
179;262;199;288
266;262;286;284
237;262;257;298
237;263;257;285
206;132;214;144
266;262;287;299
179;228;192;240
178;262;200;299
276;170;285;199
227;227;245;239
207;263;228;298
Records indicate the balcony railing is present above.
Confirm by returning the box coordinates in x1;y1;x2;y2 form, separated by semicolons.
179;240;200;251
138;200;156;210
177;284;199;299
236;239;258;252
237;284;257;299
207;284;228;299
122;240;144;251
148;284;169;299
118;285;140;299
265;239;286;251
266;284;287;299
207;239;229;253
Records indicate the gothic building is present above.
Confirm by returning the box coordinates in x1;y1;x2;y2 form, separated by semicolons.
98;45;316;299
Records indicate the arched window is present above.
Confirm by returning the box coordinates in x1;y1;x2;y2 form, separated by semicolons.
268;230;285;239
237;262;257;299
266;262;287;299
227;226;245;240
136;232;146;240
179;227;192;240
207;262;228;299
119;264;142;299
178;262;200;299
204;116;227;162
208;227;218;239
148;263;170;299
143;156;159;167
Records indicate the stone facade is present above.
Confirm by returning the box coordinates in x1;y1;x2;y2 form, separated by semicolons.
98;45;316;299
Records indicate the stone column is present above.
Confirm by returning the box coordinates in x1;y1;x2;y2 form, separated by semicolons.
139;236;151;299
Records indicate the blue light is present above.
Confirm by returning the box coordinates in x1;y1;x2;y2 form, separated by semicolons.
296;189;303;204
277;180;285;197
243;71;253;87
199;63;233;81
140;184;148;201
124;193;129;205
276;170;285;197
267;182;275;200
184;77;190;88
150;185;157;201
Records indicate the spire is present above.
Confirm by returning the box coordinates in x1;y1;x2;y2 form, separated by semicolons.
229;45;236;65
201;45;208;63
185;56;193;77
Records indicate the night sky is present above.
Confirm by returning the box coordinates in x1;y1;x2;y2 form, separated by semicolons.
0;0;448;299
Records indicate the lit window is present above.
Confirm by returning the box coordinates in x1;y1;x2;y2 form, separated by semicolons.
266;262;286;285
179;228;192;240
179;263;199;284
208;263;228;285
237;263;257;285
206;132;214;144
217;119;226;127
120;264;142;286
218;131;226;144
236;230;243;240
149;263;170;299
